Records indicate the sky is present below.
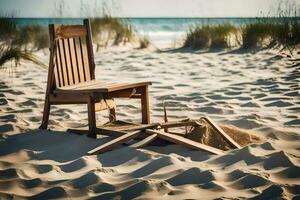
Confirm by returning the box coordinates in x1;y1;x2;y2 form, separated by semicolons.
0;0;299;18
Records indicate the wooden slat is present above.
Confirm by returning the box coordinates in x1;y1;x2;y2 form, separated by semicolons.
55;25;87;39
141;85;150;124
200;117;242;149
75;37;85;83
84;19;95;79
130;134;158;148
87;131;142;155
53;81;152;94
58;39;69;86
69;38;79;84
64;39;74;85
79;37;87;82
55;50;63;87
80;37;91;81
146;129;224;155
111;123;160;132
53;64;60;87
159;121;197;129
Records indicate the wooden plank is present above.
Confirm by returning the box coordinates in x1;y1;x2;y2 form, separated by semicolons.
58;39;69;86
84;19;96;79
200;117;242;149
79;37;87;82
96;127;128;137
163;101;168;132
53;81;152;94
141;86;150;124
55;50;63;87
69;38;79;84
75;37;85;83
87;96;96;138
111;123;160;132
146;129;224;155
80;37;91;81
130;134;158;148
87;131;142;155
64;39;74;85
159;121;197;129
53;63;60;88
55;25;87;39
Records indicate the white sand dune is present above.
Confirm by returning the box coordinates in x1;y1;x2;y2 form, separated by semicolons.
0;48;299;199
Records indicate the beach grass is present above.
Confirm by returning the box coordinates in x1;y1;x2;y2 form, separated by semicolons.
0;16;47;68
184;24;237;49
14;25;49;50
138;36;150;49
240;22;274;49
0;46;47;68
91;16;134;50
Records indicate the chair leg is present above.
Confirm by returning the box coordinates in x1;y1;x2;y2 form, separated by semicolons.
39;97;50;129
109;108;116;122
141;86;150;124
87;96;96;138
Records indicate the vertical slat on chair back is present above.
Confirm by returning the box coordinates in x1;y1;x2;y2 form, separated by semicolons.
49;19;95;89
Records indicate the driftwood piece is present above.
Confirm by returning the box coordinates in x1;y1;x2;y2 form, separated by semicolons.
163;101;169;132
87;130;142;155
200;117;241;149
130;134;158;148
146;129;224;155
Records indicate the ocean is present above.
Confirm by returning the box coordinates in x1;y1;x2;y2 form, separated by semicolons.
14;17;272;46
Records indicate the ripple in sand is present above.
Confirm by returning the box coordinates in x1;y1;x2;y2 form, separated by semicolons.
71;172;100;189
130;156;177;178
250;185;284;199
0;168;18;180
232;174;268;189
29;186;67;200
277;165;300;179
91;182;115;193
265;100;293;107
35;164;53;174
284;119;300;126
0;98;8;105
241;102;260;108
196;106;223;114
167;167;215;186
263;151;294;170
60;158;87;173
0;124;14;133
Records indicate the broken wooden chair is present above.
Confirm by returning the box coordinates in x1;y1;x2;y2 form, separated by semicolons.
40;19;151;138
87;117;242;155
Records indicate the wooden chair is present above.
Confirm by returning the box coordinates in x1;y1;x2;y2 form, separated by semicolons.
40;19;151;138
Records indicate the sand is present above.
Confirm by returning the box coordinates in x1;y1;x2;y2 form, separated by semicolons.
0;47;300;199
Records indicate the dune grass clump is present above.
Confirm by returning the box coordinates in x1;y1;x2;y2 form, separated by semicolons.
184;25;211;49
0;16;47;68
139;36;150;49
241;22;275;49
91;16;134;51
183;24;237;49
14;25;49;50
0;17;17;42
0;46;47;68
272;17;300;52
210;24;237;49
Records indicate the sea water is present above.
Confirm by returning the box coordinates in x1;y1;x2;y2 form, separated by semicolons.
14;17;268;47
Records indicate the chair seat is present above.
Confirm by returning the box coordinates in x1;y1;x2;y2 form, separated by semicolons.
53;80;152;94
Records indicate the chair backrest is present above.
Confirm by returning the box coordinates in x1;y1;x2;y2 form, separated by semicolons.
46;19;95;93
